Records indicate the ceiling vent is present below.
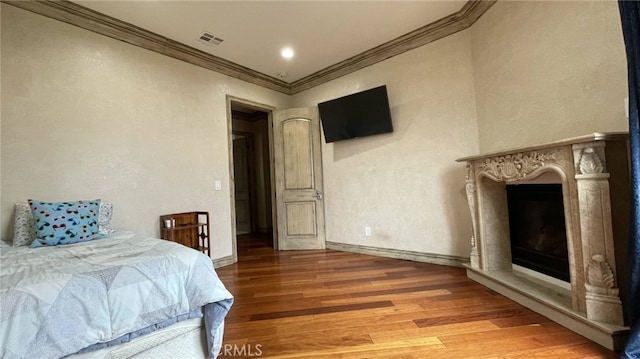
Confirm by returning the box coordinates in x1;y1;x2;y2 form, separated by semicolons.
198;31;224;46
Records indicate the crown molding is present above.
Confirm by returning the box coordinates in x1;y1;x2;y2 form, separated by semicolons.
3;0;292;94
3;0;496;95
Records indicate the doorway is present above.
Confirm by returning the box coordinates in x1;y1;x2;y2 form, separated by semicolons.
228;98;275;259
227;97;327;261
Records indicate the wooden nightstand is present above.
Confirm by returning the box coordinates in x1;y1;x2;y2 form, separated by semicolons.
159;211;210;256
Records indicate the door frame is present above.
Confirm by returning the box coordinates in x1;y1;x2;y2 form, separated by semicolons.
226;95;278;263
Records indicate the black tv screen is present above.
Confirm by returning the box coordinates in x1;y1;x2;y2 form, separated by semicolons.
318;85;393;143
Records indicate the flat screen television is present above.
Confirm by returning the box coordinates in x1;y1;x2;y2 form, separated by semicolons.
317;85;393;143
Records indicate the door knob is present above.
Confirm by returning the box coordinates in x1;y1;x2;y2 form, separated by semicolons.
315;190;323;200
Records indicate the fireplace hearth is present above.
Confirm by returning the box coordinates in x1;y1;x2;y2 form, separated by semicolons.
457;133;630;350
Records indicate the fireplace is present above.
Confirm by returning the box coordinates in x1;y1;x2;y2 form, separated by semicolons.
507;184;570;282
457;133;630;350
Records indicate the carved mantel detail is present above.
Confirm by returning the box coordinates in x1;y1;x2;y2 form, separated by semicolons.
578;147;605;175
586;255;618;295
585;254;624;326
477;151;557;181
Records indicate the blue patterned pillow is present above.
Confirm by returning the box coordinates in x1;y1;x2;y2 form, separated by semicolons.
28;199;104;247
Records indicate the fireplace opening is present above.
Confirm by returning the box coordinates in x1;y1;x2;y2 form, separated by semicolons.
507;184;570;282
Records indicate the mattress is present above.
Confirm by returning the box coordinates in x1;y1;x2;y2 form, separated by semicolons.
0;231;233;359
67;317;211;359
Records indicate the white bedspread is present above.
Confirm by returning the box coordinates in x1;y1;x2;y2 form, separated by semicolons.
0;231;233;359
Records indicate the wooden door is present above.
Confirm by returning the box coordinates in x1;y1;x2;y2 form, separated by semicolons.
273;108;325;250
233;136;252;235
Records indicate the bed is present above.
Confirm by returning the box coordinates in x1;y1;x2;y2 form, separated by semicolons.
0;201;233;359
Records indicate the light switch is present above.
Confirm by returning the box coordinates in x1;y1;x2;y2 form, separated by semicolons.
215;180;222;191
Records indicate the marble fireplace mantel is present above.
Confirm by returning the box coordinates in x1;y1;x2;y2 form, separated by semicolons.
456;132;630;350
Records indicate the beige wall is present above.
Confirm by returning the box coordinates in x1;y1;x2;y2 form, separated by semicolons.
292;31;480;258
471;0;627;153
1;1;628;263
0;5;290;258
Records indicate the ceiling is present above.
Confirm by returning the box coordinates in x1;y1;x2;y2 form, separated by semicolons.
73;1;467;83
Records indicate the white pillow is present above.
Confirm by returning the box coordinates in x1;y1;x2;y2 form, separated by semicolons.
98;201;115;235
12;202;35;247
12;200;115;246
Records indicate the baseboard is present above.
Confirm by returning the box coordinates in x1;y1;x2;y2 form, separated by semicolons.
326;242;468;268
212;255;235;268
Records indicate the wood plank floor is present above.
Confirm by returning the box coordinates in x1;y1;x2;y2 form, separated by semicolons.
215;234;617;358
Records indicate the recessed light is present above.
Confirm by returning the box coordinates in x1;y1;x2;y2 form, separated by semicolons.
281;47;294;60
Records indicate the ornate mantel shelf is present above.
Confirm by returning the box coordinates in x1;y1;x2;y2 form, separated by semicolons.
456;132;630;351
457;132;628;162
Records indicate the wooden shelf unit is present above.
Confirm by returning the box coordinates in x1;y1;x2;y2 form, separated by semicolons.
159;211;210;256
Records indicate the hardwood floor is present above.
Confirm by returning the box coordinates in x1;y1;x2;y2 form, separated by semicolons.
215;234;617;358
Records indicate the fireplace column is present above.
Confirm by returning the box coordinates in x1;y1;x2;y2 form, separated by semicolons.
465;163;480;269
573;142;624;326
